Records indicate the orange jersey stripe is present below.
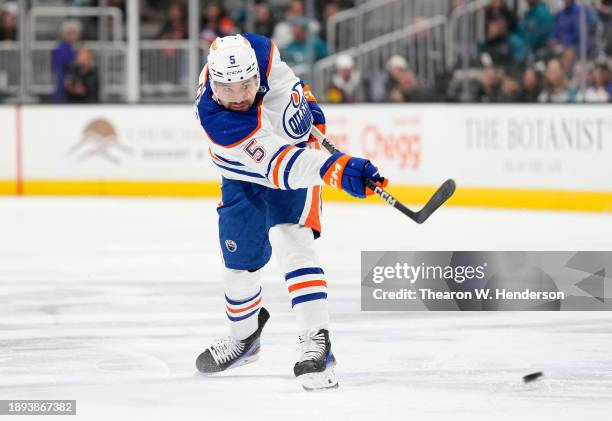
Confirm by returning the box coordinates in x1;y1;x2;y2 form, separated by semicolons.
305;185;321;233
272;146;296;187
226;296;262;314
287;280;327;293
208;148;221;162
266;42;275;78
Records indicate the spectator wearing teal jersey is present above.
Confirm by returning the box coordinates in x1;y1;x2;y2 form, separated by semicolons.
282;16;327;67
519;0;554;53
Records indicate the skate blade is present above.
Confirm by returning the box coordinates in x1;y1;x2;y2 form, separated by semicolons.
298;365;339;391
227;352;260;370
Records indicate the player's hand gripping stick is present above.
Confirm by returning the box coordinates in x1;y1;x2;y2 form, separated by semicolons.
311;125;456;224
320;153;388;199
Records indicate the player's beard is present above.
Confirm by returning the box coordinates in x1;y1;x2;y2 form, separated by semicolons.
229;100;252;112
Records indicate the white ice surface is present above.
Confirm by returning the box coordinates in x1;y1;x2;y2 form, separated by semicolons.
0;197;611;421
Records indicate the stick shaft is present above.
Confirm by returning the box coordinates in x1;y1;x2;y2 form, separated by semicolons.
310;126;455;224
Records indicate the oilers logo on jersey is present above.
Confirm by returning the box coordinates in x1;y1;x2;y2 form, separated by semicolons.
283;82;313;140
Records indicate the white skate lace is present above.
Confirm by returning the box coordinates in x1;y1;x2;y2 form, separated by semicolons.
297;329;327;362
209;336;245;365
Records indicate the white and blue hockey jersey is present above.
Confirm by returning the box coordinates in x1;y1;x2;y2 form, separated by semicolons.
195;33;329;190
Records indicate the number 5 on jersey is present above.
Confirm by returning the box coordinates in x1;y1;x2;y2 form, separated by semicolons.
243;139;266;163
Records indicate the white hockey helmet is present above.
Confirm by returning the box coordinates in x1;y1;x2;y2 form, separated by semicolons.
207;35;260;87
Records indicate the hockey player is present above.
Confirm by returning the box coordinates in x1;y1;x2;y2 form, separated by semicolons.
194;33;387;391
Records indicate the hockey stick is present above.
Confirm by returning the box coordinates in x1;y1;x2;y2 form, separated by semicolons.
310;125;456;224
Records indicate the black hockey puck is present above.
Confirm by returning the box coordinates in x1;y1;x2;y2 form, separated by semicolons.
523;372;543;383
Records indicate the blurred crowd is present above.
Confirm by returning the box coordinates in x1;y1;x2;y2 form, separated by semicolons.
327;0;612;103
443;0;612;103
195;0;336;67
0;0;348;102
1;0;610;103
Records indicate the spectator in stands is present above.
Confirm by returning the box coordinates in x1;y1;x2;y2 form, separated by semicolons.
595;0;612;54
550;0;598;54
320;1;341;41
476;66;501;102
560;46;577;79
498;73;522;102
606;62;612;96
570;58;588;92
480;17;526;68
520;66;542;102
158;0;190;62
445;68;483;102
326;54;360;103
387;66;435;103
485;0;517;33
200;1;235;47
158;1;188;41
369;55;408;102
576;63;610;102
64;47;99;103
273;0;307;50
138;0;167;27
519;0;554;55
538;58;576;102
282;16;327;67
597;61;612;96
254;2;276;39
0;4;17;41
52;20;81;103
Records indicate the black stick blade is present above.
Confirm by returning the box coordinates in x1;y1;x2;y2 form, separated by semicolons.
414;179;456;224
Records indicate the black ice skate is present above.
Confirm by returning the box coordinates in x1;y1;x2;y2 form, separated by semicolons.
293;328;338;391
196;307;270;374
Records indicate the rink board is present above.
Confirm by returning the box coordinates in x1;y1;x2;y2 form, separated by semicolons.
19;105;214;181
3;104;612;211
0;106;17;194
